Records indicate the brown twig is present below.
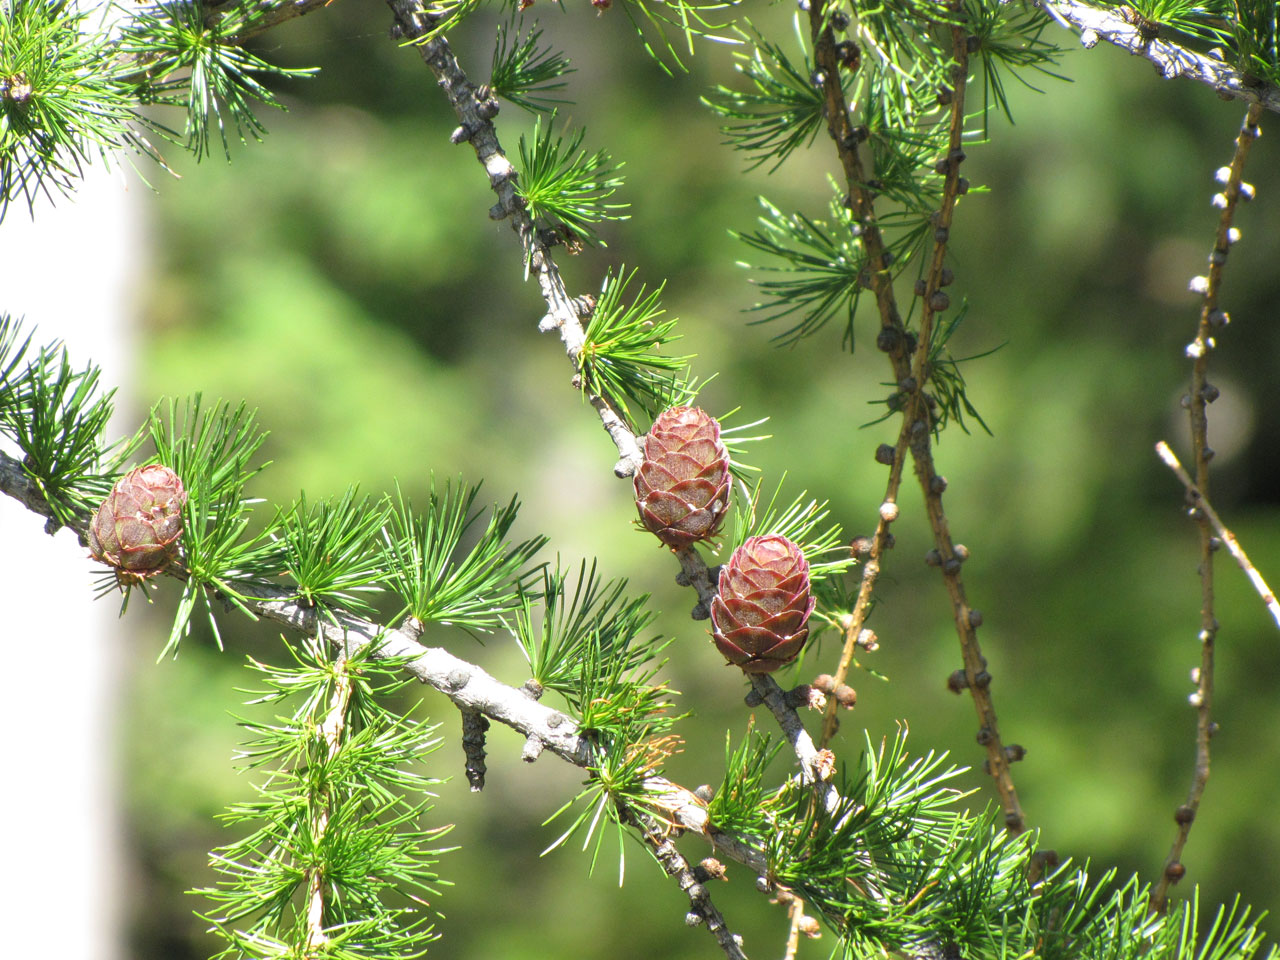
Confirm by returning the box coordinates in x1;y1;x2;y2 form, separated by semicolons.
818;408;909;748
905;4;1026;836
782;895;804;960
809;0;1026;832
1149;101;1267;914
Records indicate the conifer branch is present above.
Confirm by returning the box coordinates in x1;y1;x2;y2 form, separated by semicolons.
1150;100;1268;915
808;0;1026;831
382;0;836;813
1038;0;1280;114
903;4;1026;836
382;0;643;479
0;443;771;878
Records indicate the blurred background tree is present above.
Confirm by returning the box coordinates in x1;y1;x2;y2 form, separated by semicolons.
4;0;1280;957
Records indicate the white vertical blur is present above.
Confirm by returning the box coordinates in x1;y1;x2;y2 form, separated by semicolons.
0;159;143;958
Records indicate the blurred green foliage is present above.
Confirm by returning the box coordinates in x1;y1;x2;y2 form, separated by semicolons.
122;3;1280;958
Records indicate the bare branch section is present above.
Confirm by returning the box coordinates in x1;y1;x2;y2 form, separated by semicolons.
819;437;907;748
1039;0;1280;115
809;0;1026;831
1150;101;1269;914
382;0;643;478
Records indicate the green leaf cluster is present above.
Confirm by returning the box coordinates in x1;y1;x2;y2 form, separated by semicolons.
705;720;782;835
0;0;143;219
380;479;546;634
490;19;574;114
614;0;741;74
0;0;314;222
515;114;629;246
704;21;826;171
277;488;391;618
577;267;696;425
518;564;681;885
734;192;867;347
121;0;316;160
511;559;665;697
0;315;136;524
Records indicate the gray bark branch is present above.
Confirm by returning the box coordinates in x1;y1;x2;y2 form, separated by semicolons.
0;446;768;879
1040;0;1280;115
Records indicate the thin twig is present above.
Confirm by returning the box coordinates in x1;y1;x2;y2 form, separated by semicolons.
382;0;643;479
1150;436;1277;911
818;430;908;748
1156;442;1280;631
634;816;751;960
1038;0;1280;115
905;3;1027;836
305;654;352;955
782;894;806;960
1149;100;1268;914
809;0;1026;832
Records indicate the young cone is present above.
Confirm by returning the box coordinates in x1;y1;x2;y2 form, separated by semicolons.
711;535;815;673
634;406;731;548
88;464;187;582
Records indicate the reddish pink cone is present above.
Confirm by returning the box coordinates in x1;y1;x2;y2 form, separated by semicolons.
711;535;815;673
88;465;187;581
634;406;731;548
